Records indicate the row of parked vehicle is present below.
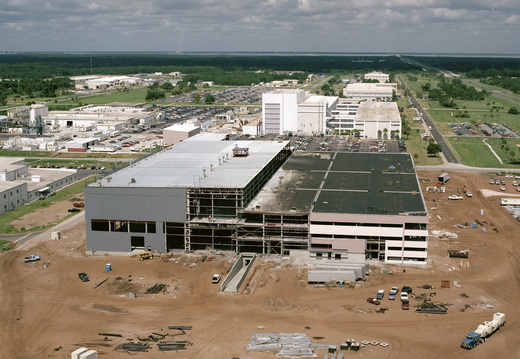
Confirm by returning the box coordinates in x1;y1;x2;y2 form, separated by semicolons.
367;286;413;310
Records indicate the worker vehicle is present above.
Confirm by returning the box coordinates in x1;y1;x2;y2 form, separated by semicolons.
376;289;384;300
449;195;463;200
366;297;380;305
388;287;399;300
78;272;90;282
24;255;40;263
461;312;506;349
212;274;221;283
402;286;413;294
139;250;160;261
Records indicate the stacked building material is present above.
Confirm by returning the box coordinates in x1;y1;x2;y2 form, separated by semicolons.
115;342;150;352
278;333;314;357
157;341;189;351
246;333;280;351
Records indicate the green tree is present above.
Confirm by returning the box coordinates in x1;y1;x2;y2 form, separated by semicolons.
145;89;166;101
427;143;442;157
160;82;174;91
204;94;216;104
508;107;518;115
193;93;201;103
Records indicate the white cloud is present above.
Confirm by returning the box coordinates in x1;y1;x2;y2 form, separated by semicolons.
0;0;518;53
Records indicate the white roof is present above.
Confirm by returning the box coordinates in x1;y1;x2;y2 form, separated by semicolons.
164;124;200;132
92;140;289;189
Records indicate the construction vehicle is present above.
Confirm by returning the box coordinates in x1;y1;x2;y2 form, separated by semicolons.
139;250;160;261
461;313;506;349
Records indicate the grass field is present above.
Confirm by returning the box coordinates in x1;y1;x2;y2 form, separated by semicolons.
58;88;149;106
404;127;444;166
0;176;97;234
447;137;520;168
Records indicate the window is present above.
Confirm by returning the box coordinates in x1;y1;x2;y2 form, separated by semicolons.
91;219;110;231
405;223;427;230
111;220;128;232
129;221;146;233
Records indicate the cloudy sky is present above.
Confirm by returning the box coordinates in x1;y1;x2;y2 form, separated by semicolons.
1;0;519;54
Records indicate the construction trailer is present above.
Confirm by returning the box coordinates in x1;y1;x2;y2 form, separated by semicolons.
438;173;450;185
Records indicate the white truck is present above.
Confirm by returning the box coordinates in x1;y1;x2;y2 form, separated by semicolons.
461;312;506;349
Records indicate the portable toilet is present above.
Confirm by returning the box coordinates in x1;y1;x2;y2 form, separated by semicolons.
105;263;112;272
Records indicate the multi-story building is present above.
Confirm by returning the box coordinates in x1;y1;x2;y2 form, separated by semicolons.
352;102;402;139
262;90;306;135
0;158;78;215
85;137;428;266
343;83;397;101
364;71;390;83
262;90;337;136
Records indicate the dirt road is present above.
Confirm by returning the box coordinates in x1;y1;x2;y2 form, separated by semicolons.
0;169;519;359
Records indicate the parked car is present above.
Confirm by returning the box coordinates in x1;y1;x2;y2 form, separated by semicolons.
73;202;85;208
466;192;473;197
68;208;81;212
448;195;463;200
400;292;409;301
23;255;40;263
388;287;399;300
500;187;506;191
78;272;90;282
401;300;410;310
376;289;385;300
211;274;221;283
402;286;413;294
367;297;381;305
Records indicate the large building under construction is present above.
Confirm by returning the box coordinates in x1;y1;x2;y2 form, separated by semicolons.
85;139;428;265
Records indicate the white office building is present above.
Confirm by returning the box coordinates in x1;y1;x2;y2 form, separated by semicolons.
364;71;390;83
262;90;306;135
343;83;397;101
329;100;363;133
354;102;401;139
297;96;338;135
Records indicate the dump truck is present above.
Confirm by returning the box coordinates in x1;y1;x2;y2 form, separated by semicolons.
461;312;506;349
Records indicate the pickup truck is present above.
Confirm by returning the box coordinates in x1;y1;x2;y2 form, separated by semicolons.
24;255;40;263
376;289;384;300
388;287;399;300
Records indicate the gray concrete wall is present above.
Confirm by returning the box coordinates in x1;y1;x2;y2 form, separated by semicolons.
85;186;186;252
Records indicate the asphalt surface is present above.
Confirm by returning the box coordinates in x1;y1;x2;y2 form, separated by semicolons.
407;95;459;164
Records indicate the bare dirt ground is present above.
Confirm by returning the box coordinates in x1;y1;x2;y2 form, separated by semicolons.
0;169;519;359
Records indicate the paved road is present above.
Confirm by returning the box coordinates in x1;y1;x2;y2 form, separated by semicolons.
407;94;459;164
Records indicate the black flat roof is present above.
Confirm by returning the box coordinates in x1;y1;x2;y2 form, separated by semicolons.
246;152;426;216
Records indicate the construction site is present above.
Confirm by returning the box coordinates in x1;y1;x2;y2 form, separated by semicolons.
0;168;520;359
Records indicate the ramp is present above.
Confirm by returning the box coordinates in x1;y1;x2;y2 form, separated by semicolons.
221;253;256;293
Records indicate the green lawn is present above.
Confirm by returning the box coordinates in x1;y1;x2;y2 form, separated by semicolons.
58;88;149;105
447;137;520;168
0;176;97;234
405;128;443;166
